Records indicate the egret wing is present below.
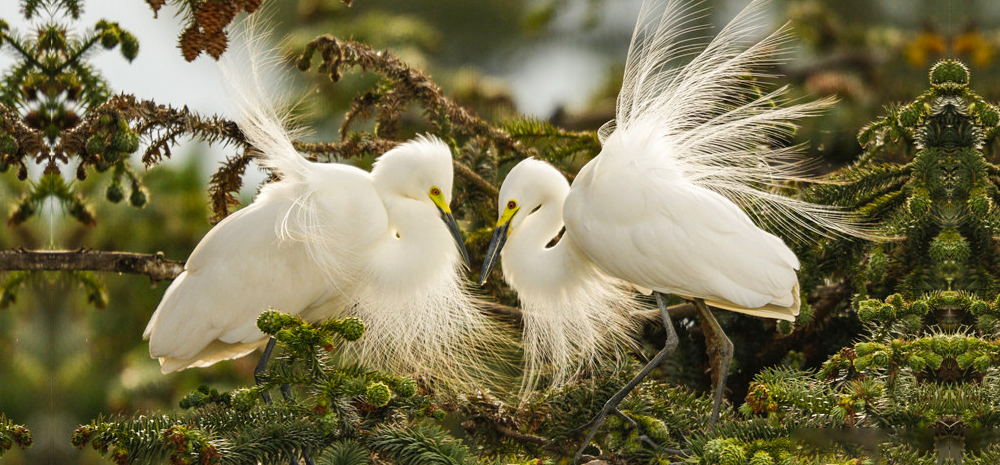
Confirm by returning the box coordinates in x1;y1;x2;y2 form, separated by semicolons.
144;165;389;372
564;156;799;314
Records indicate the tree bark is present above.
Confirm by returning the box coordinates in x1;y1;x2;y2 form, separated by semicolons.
0;249;183;283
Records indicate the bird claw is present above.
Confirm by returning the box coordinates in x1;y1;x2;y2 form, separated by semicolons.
572;406;617;463
573;407;687;464
567;415;600;435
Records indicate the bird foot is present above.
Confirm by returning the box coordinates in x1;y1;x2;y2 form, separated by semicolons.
573;407;686;463
572;405;619;463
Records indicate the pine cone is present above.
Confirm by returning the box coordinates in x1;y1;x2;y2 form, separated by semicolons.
234;0;262;13
204;30;229;60
179;25;204;62
195;1;237;35
145;0;166;16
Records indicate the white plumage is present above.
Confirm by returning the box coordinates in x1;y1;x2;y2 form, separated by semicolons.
565;126;802;320
144;22;496;388
482;158;643;396
481;0;866;453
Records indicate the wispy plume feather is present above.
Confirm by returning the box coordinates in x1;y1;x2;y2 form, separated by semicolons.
218;16;513;390
603;0;875;241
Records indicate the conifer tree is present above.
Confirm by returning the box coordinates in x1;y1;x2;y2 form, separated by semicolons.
3;1;1000;464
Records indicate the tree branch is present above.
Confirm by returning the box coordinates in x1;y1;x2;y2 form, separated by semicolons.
300;35;529;156
0;249;183;283
494;425;553;447
453;160;498;198
290;139;499;197
484;300;695;322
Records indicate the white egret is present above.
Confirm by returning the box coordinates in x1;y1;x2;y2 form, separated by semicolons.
478;158;644;397
480;0;868;458
143;23;496;392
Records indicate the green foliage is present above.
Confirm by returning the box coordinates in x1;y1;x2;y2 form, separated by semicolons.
805;60;1000;301
0;2;150;227
317;440;370;465
3;0;1000;463
457;367;719;463
10;173;96;226
367;424;474;465
733;61;1000;463
71;311;460;464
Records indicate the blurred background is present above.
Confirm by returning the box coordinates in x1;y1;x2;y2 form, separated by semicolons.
0;0;998;462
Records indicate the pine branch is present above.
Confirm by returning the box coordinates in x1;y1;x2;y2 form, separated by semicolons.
290;137;499;198
368;424;474;465
297;35;535;160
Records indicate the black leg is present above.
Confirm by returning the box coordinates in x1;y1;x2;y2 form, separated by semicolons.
256;338;308;465
573;292;680;463
291;450;315;465
692;299;733;426
255;337;277;404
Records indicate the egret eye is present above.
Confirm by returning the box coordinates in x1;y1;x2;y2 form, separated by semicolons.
430;187;441;196
507;200;517;210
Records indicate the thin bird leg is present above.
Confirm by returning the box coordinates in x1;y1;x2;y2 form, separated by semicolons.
253;338;304;465
693;299;733;426
573;292;680;464
255;337;277;404
286;452;313;465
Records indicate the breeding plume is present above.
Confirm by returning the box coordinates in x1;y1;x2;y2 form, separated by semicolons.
480;158;643;397
144;24;495;389
480;0;868;458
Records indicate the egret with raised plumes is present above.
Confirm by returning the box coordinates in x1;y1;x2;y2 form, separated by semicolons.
143;25;496;392
479;0;869;459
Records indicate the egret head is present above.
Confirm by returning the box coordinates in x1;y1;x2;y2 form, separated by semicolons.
480;158;569;284
372;135;470;268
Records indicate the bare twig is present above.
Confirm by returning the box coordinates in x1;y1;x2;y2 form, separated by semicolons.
0;249;183;283
453;160;498;198
494;425;553;447
292;138;396;162
637;302;698;321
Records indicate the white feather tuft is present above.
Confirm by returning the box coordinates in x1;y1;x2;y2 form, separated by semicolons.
349;267;515;393
496;159;643;398
221;17;368;294
221;16;310;183
604;0;876;241
516;278;643;398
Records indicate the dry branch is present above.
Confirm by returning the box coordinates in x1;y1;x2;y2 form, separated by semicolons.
292;139;499;197
0;249;183;282
301;35;526;150
494;425;553;447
